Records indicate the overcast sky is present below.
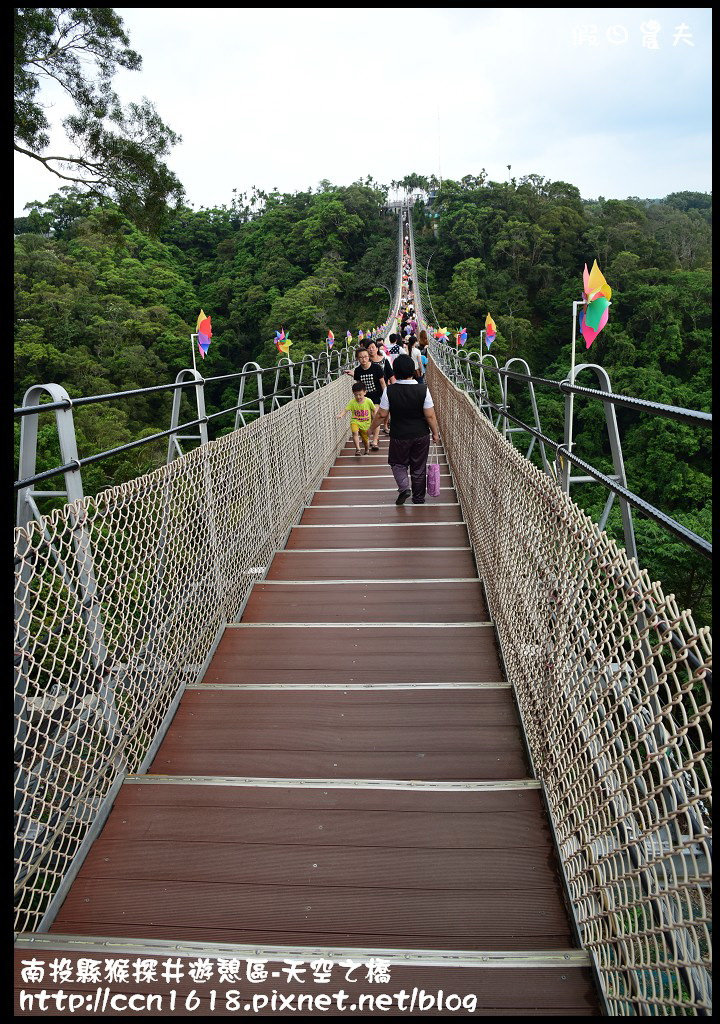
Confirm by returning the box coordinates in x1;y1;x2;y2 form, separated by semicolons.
14;7;712;215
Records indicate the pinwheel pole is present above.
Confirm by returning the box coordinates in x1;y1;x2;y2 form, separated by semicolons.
478;330;487;406
190;334;198;373
562;299;584;491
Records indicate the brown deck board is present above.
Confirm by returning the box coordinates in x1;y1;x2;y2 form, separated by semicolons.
320;476;452;490
90;806;551;851
341;440;431;450
149;748;528;780
115;782;540;812
180;689;513;712
155;679;524;779
154;724;522;754
99;808;548;850
286;524;469;549
241;581;489;622
310;489;459;506
323;471;452;487
329;463;448;475
202;624;500;683
151;704;522;752
265;549;475;581
300;505;463;525
44;920;575;952
53;880;573;944
77;838;560;890
167;687;516;724
339;439;446;452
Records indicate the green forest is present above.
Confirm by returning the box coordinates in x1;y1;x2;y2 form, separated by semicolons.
14;12;711;626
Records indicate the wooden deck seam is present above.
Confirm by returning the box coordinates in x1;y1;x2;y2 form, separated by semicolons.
124;775;540;790
188;682;510;689
253;577;479;584
17;934;591;967
302;503;461;507
279;546;471;552
291;521;466;527
224;622;494;629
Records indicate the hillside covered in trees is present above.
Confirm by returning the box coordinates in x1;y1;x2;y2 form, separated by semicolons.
14;174;711;623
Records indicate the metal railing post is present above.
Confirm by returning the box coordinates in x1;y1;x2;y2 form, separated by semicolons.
502;358;551;474
17;384;85;531
563;363;637;561
233;362;265;431
166;369;208;463
15;384;110;673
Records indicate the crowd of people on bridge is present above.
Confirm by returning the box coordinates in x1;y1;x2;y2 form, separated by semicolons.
337;215;439;505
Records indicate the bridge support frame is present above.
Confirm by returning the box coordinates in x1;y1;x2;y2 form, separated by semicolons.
17;383;84;530
561;362;637;561
500;357;552;474
234;362;265;430
166;369;208;463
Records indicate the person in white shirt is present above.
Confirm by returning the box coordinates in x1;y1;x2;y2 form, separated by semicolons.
408;336;423;379
369;355;440;505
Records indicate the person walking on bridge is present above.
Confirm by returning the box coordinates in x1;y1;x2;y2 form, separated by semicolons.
367;340;394;387
369;354;440;505
353;347;385;451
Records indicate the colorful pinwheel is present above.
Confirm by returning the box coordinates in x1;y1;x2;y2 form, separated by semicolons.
327;330;335;348
434;327;449;342
580;261;612;349
196;310;212;359
274;328;292;354
456;327;468;347
485;315;497;349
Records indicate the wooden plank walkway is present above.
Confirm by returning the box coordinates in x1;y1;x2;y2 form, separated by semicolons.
18;438;599;1015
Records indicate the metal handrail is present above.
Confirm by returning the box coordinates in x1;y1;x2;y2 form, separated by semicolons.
431;344;712;429
14;348;353;493
480;389;710;558
486;363;711;428
13;350;356;419
431;342;712;560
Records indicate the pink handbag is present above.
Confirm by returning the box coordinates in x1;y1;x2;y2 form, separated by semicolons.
426;444;441;496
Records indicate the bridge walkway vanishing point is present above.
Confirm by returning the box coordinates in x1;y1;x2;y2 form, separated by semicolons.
17;437;599;1015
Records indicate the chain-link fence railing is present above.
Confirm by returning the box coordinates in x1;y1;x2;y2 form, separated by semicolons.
428;357;711;1016
14;374;352;934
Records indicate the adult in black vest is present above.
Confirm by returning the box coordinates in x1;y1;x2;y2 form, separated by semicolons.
369;354;440;505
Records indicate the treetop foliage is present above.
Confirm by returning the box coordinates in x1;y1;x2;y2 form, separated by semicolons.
14;7;184;232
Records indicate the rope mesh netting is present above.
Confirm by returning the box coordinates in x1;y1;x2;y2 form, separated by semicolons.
428;357;711;1015
14;375;352;933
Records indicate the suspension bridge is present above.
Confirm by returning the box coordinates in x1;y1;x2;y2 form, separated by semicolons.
14;203;711;1015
